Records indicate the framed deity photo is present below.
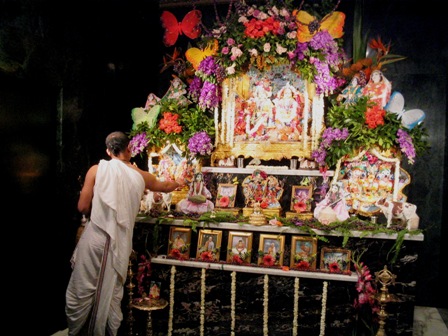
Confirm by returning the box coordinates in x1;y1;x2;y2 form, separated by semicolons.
168;227;192;259
196;229;222;261
290;236;317;270
320;247;351;273
290;185;313;212
216;184;238;208
258;234;285;266
227;231;253;263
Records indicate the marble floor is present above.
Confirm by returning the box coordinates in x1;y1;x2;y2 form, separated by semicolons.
413;306;448;336
51;306;448;336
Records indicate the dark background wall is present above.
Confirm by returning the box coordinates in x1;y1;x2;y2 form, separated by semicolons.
0;1;446;334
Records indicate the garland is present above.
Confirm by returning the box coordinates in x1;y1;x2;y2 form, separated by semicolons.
168;265;176;336
230;271;236;336
263;274;269;335
319;281;328;336
200;268;206;336
292;277;300;336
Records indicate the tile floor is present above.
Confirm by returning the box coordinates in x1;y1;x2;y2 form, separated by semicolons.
51;306;448;335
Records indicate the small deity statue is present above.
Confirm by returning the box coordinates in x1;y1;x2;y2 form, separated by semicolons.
176;172;214;214
314;182;350;225
242;169;268;208
337;72;366;105
361;69;392;108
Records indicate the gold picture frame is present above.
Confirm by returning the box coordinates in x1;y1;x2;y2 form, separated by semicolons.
168;227;192;259
258;234;285;266
320;247;351;273
290;236;318;270
227;231;253;263
196;229;222;261
290;185;313;212
216;183;238;208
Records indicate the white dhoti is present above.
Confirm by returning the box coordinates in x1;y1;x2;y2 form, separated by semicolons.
66;159;145;336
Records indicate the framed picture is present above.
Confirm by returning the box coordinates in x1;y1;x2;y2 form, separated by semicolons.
290;185;313;212
168;227;192;259
149;281;161;299
320;247;351;273
227;231;253;263
258;234;285;266
216;183;238;208
290;236;318;270
333;148;410;217
196;229;222;261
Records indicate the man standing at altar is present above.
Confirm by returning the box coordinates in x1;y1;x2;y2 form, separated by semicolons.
65;131;185;336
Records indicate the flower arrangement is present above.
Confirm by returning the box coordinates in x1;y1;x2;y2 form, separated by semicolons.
228;248;251;264
135;254;151;298
210;2;298;75
129;91;215;158
293;252;316;270
312;96;429;169
258;249;282;266
187;131;214;159
194;0;346;96
168;244;190;260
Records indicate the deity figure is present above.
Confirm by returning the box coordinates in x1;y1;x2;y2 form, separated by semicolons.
242;169;268;207
337;72;366;105
176;172;214;214
314;182;350;224
245;80;274;140
362;70;392;108
272;82;304;141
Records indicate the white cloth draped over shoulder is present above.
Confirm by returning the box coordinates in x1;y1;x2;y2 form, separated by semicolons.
91;159;145;283
66;159;145;336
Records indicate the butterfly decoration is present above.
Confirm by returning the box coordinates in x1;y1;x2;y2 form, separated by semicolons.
293;10;345;43
161;10;202;47
131;105;161;130
185;39;219;70
385;91;426;130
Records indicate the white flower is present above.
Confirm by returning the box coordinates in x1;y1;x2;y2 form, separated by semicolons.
226;63;236;75
263;43;271;53
230;271;236;336
292;277;300;336
279;8;290;17
238;15;249;24
287;30;297;39
168;266;176;336
263;274;269;335
230;46;243;61
200;268;206;336
249;48;259;57
319;281;328;336
276;43;287;55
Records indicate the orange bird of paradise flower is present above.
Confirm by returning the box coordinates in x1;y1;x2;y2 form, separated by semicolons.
293;10;346;43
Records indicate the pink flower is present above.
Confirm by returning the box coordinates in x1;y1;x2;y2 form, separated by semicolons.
219;196;230;207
